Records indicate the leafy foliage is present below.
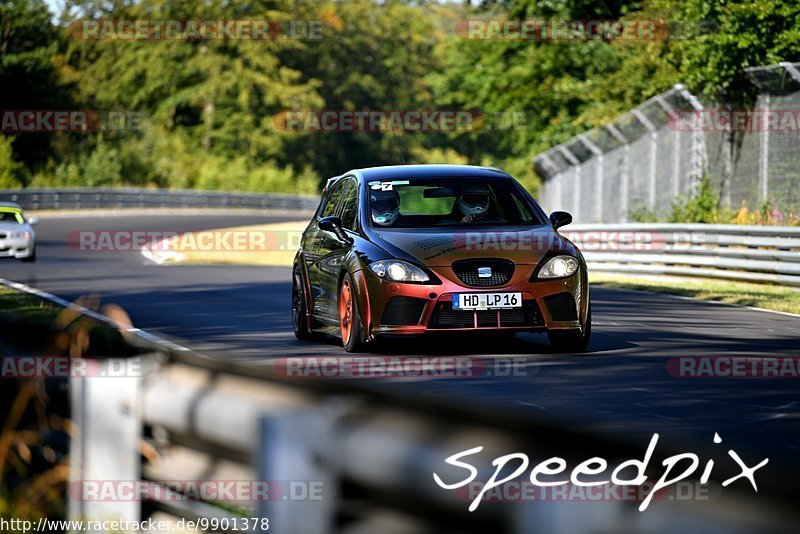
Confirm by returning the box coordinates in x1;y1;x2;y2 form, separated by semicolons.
1;0;798;198
669;176;720;223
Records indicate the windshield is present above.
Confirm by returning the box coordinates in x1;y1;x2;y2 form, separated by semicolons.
366;177;545;228
0;208;25;224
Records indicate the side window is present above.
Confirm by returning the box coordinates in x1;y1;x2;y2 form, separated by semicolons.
320;181;345;218
510;192;533;223
339;180;358;231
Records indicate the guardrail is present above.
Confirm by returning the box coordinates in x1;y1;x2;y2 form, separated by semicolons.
0;187;319;212
566;223;800;287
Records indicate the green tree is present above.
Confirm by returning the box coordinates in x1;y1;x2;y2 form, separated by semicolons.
0;135;24;188
1;0;73;176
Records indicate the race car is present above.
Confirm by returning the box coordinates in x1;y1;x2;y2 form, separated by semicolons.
0;202;37;262
292;165;590;352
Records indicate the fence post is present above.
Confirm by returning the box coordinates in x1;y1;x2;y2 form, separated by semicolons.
674;84;706;189
758;93;770;204
558;147;581;221
579;134;603;222
633;110;658;211
605;125;628;222
655;94;682;200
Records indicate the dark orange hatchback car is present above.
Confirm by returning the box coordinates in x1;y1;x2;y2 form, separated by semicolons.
292;164;590;353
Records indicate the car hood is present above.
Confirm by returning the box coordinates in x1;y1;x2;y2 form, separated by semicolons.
0;222;30;232
369;226;566;266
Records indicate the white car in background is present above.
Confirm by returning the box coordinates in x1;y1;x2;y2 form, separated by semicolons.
0;202;37;262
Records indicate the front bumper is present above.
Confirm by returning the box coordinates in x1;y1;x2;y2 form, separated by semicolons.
0;237;34;259
363;263;586;336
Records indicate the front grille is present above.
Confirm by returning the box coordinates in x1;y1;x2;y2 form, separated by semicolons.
544;293;578;321
452;259;515;287
429;300;542;329
0;232;7;239
381;296;427;326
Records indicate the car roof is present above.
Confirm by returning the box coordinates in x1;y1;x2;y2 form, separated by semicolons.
350;164;511;181
0;202;22;209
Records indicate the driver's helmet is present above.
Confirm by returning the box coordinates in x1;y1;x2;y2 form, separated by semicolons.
370;188;400;226
456;183;490;216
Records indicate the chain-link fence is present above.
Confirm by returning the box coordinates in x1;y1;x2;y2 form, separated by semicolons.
534;62;800;223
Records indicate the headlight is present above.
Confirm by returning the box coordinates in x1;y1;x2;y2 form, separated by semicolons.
537;255;579;279
369;260;429;282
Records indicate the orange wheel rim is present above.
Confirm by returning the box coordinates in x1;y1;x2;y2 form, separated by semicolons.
339;280;353;344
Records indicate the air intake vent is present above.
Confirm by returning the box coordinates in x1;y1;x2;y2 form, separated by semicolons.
429;300;542;329
544;293;578;321
381;296;427;326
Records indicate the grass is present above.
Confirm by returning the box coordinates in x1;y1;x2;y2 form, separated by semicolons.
590;273;800;315
0;286;61;322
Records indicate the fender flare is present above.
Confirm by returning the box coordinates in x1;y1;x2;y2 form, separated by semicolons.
340;253;372;340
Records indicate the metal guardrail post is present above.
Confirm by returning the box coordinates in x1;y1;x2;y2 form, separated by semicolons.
257;408;338;534
68;358;145;530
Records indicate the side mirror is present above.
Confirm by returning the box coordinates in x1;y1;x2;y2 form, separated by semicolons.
318;216;352;243
27;216;38;226
549;211;572;230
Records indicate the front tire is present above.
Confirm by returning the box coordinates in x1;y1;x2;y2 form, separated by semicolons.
338;272;366;353
21;247;36;262
547;302;591;353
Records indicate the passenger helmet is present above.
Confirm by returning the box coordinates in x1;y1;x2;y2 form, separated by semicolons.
456;183;490;216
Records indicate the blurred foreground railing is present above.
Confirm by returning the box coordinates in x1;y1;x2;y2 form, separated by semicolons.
0;187;318;212
566;223;800;286
66;345;796;534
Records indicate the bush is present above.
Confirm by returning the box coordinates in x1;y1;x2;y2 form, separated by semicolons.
628;202;658;223
669;176;719;223
194;156;320;195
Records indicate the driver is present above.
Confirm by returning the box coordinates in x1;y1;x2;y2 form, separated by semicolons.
370;188;400;226
454;183;491;223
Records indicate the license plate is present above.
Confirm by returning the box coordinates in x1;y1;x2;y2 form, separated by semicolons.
452;292;522;310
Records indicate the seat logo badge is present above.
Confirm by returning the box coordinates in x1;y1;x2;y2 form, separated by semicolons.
478;267;492;278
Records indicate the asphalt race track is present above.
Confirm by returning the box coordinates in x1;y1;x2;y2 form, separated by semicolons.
2;213;800;494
